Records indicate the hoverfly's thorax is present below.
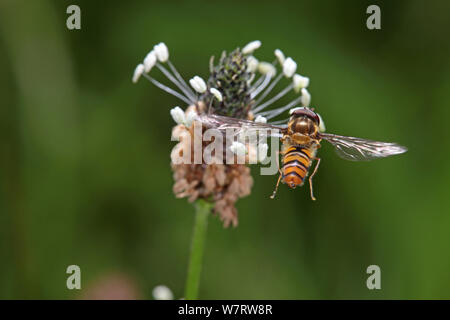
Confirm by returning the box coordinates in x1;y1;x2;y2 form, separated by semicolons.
288;117;318;136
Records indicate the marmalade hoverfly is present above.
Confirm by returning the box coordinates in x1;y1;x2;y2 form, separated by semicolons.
199;107;407;200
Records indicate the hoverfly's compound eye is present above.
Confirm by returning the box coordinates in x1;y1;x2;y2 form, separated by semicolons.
291;107;320;125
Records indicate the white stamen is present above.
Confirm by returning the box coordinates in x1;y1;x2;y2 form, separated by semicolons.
210;88;223;102
249;75;264;90
132;64;145;83
142;73;192;104
258;143;269;162
242;40;261;55
254;73;283;106
283;57;297;78
152;285;174;300
189;76;207;94
254;115;267;123
247;73;255;85
253;83;293;113
301;88;311;106
143;51;157;73
250;74;271;99
154;43;169;63
258;62;276;77
317;113;326;132
293;74;309;92
246;56;259;73
170;106;186;125
274;49;285;65
261;96;302;120
156;63;196;102
230;141;246;156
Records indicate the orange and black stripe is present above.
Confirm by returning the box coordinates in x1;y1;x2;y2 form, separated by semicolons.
282;146;313;187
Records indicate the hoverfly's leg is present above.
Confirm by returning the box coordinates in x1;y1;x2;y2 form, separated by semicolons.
270;174;283;199
309;157;321;201
275;150;282;175
270;151;283;199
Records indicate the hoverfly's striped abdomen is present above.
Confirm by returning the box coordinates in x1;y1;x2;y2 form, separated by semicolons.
282;146;313;188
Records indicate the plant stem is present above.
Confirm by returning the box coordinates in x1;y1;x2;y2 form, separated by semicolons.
185;200;212;299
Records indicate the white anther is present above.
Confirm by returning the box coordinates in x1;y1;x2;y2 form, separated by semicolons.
132;64;145;83
274;49;285;65
293;74;309;92
283;57;297;78
153;42;169;63
143;51;157;73
300;88;311;106
254;115;267;123
317;113;326;132
242;40;262;55
210;87;223;102
258;62;276;77
170;106;186;125
246;56;259;73
185;109;198;127
189;76;207;94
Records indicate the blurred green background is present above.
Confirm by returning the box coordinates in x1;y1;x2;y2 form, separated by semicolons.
1;0;450;299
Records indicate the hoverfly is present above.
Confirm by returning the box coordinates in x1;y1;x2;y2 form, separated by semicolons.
199;107;407;200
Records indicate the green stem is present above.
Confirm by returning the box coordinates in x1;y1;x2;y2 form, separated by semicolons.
184;200;212;300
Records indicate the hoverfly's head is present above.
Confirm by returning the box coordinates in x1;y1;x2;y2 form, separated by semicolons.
288;107;320;135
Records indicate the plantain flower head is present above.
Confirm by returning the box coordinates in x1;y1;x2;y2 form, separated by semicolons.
133;41;313;226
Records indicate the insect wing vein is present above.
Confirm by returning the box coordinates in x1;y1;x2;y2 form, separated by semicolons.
198;114;284;138
320;133;407;161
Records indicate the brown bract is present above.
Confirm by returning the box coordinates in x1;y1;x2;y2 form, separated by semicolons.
171;105;253;227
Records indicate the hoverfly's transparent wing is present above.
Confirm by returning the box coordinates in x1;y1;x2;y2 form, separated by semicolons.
198;114;286;138
320;133;407;161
